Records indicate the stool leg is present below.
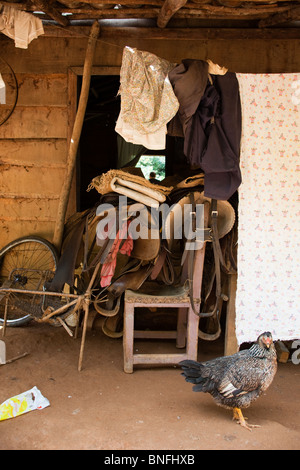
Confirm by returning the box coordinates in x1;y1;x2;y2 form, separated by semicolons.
176;307;187;348
185;307;200;361
123;302;134;373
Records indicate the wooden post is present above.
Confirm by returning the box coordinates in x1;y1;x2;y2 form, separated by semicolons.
77;260;102;371
52;21;100;252
224;273;239;356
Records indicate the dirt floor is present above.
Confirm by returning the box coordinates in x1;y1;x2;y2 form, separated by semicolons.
0;316;300;451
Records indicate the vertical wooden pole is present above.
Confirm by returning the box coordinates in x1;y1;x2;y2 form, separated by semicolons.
52;21;100;252
224;273;239;356
77;260;102;371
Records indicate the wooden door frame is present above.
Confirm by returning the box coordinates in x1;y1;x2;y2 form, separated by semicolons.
66;66;120;215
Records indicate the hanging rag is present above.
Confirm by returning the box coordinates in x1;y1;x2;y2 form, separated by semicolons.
115;46;179;150
100;219;134;288
187;72;242;201
168;59;209;138
0;74;5;104
168;59;242;200
0;5;44;49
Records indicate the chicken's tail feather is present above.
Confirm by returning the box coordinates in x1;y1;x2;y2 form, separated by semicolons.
179;360;212;393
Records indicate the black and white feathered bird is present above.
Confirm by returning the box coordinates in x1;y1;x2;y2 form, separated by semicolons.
179;332;277;431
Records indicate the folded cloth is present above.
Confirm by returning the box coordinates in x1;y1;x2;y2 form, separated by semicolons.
0;5;44;49
88;170;173;208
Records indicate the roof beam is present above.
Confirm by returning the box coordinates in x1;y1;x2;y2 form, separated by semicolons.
259;5;300;27
43;25;300;40
32;0;70;26
157;0;188;28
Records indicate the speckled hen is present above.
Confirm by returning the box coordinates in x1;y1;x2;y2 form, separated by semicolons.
180;332;277;431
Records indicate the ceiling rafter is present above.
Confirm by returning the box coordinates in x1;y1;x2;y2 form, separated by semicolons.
30;0;69;26
0;0;300;30
157;0;188;28
259;5;300;27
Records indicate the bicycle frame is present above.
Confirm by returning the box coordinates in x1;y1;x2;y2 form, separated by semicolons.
0;211;102;371
0;258;102;371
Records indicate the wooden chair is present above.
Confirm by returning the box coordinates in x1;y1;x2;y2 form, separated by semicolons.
123;202;209;373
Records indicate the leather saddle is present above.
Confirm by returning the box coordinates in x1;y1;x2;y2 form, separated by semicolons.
48;175;237;341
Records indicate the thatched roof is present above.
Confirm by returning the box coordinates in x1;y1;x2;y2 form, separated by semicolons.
1;0;300;30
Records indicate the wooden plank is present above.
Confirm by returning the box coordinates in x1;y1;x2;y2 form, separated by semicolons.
0;166;67;197
14;0;299;6
61;0;163;4
70;66;120;76
1;73;67;106
259;5;300;27
133;353;188;365
0;197;59;222
15;74;68;106
1;30;300;76
0;37;89;74
98;26;300;40
0;107;68;139
0;139;67;166
42;25;300;40
0;220;56;249
32;4;291;21
275;341;290;363
134;331;177;339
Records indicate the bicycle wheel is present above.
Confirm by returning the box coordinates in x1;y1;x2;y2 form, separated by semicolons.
0;56;19;127
0;236;58;326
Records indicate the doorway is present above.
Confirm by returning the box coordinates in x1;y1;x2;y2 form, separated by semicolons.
76;73;186;212
77;74;120;211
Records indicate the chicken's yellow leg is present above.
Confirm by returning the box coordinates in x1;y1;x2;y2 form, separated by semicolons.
232;407;260;431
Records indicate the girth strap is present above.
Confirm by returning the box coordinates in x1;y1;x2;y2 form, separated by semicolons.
186;195;226;341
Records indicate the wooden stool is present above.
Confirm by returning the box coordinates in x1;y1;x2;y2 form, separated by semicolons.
122;205;208;373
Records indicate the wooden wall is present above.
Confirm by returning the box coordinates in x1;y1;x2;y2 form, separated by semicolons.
0;26;299;250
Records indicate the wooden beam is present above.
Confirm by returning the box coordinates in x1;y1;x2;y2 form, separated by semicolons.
43;25;300;40
259;5;300;27
275;341;290;363
157;0;188;28
33;4;292;21
52;21;100;251
55;0;300;3
32;0;69;26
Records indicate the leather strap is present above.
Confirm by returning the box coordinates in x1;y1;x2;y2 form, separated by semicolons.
150;240;175;285
185;196;223;341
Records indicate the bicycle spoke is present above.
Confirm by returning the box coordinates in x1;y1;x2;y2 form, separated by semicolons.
0;237;58;326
